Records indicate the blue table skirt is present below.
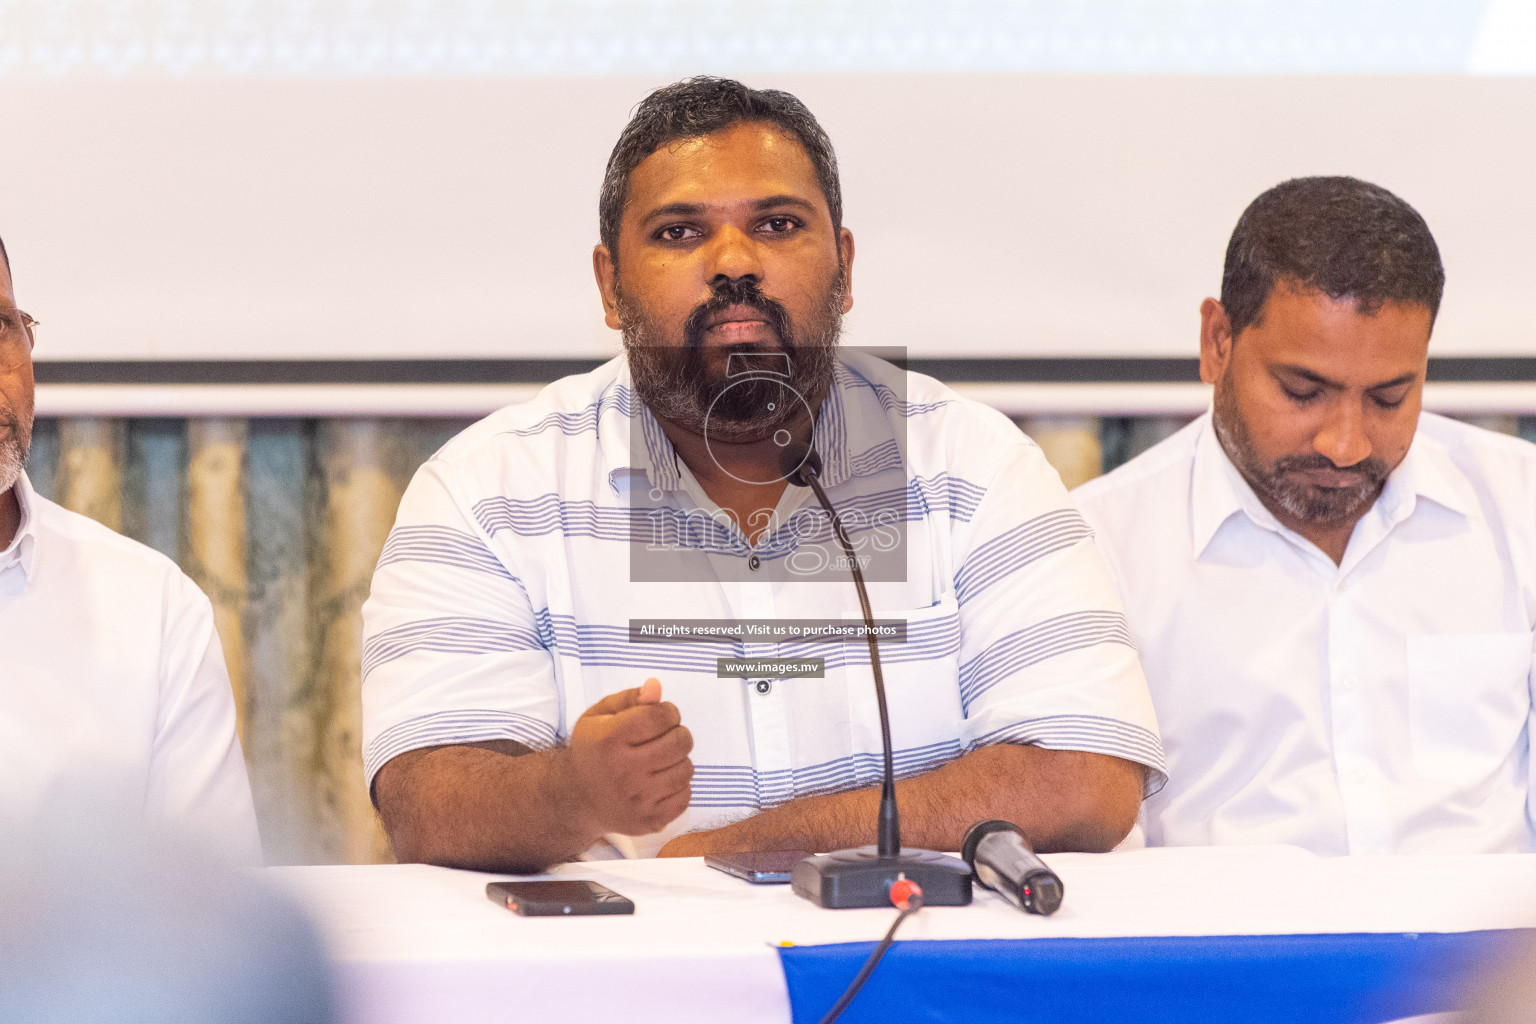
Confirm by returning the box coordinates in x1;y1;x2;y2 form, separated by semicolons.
778;930;1530;1024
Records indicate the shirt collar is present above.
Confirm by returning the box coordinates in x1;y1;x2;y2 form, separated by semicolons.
1376;421;1477;521
605;352;893;496
1190;411;1266;557
0;470;39;580
597;356;673;492
1190;410;1476;559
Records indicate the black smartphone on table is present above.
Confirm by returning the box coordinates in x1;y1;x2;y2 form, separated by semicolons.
485;880;635;916
704;850;812;884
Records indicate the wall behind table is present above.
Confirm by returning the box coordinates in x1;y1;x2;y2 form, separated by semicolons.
4;75;1536;367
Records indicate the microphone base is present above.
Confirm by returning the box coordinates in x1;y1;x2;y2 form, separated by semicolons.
790;845;973;909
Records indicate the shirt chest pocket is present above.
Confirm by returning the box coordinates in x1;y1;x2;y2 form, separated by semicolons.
1406;632;1533;787
843;595;965;757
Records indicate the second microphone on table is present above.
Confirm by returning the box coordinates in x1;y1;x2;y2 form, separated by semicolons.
961;819;1064;916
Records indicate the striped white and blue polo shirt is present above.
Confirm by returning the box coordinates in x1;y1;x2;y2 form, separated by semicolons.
361;350;1166;858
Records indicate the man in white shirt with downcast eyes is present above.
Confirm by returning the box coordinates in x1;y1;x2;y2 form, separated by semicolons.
0;235;261;864
1075;176;1536;855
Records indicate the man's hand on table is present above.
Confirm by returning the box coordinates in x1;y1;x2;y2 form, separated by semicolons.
564;678;695;837
652;746;1145;860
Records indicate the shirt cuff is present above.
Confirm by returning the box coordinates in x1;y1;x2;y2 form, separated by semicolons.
972;714;1169;797
363;709;560;796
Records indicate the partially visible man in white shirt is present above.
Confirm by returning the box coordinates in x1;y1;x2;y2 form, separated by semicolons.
1074;176;1536;855
0;235;262;864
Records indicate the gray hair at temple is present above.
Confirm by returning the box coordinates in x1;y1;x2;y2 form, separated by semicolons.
598;76;843;267
1220;176;1445;339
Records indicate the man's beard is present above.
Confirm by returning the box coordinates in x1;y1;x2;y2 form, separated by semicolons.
0;405;30;496
619;273;844;444
1213;370;1388;526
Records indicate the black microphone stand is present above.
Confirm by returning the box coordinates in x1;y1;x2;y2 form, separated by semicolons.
780;442;972;909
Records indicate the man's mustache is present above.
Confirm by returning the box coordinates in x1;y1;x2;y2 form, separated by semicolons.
1274;452;1388;482
681;279;793;350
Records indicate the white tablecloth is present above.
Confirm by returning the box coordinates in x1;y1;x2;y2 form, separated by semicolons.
271;846;1536;1024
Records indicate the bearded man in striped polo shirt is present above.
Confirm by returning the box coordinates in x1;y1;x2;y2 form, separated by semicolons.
362;78;1163;870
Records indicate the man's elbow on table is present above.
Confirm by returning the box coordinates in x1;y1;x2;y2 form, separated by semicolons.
1006;747;1146;855
374;742;578;875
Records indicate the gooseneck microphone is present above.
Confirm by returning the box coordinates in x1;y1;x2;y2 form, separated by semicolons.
780;442;900;858
961;819;1064;916
781;441;972;909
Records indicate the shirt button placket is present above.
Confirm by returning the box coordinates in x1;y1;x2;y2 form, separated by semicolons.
739;579;791;805
1328;575;1382;854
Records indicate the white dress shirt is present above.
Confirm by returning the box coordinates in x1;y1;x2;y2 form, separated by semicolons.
362;351;1165;858
0;472;262;864
1074;411;1536;855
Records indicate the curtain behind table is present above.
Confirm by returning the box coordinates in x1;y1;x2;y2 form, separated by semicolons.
26;417;469;866
21;414;1536;864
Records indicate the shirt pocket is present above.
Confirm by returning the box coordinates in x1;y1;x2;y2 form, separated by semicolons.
1406;632;1533;787
844;595;964;757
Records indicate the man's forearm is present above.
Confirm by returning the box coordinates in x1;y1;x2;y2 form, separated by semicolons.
662;745;1144;857
376;683;695;871
377;741;600;873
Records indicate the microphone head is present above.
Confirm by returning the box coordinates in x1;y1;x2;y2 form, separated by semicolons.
778;442;822;487
960;819;1026;869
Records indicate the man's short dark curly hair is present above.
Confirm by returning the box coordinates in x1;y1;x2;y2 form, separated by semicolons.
1221;176;1444;338
0;234;9;276
598;77;842;265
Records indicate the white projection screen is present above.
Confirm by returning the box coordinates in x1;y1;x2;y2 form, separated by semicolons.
0;2;1534;368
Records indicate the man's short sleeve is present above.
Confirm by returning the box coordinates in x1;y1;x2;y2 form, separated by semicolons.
952;419;1167;794
360;460;560;796
147;575;263;865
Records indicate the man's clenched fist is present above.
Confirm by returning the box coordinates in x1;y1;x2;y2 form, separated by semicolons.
561;678;693;837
